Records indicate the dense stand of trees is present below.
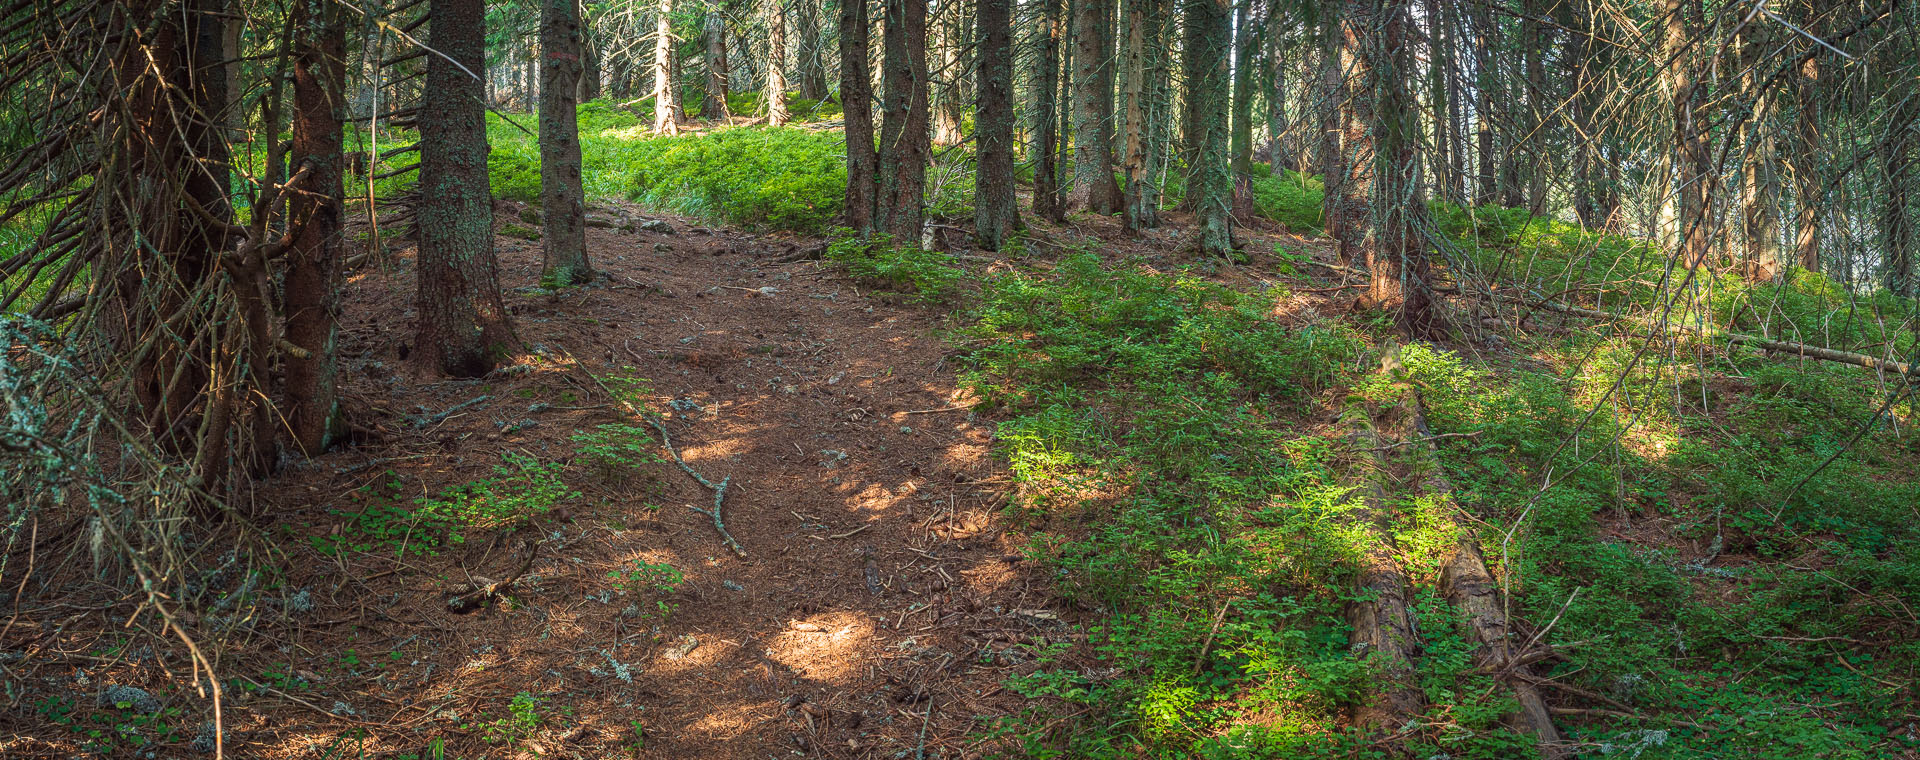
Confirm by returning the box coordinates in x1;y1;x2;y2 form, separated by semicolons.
2;0;1916;486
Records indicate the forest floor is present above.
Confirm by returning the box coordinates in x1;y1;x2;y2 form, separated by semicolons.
78;204;1338;759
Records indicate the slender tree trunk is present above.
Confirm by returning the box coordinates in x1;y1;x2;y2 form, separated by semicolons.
931;2;963;144
1570;2;1602;228
1363;0;1435;333
1183;0;1232;256
1666;0;1713;270
1738;24;1782;280
1520;0;1548;215
840;0;878;234
1885;96;1916;295
1793;56;1823;272
1266;29;1289;172
1316;13;1343;224
1229;0;1255;176
579;9;603;101
654;0;683;134
1032;0;1066;221
1471;0;1495;204
703;10;731;119
1426;0;1452;202
796;0;829;100
285;0;348;453
418;0;515;377
974;0;1019;248
1332;0;1373;263
1068;0;1122;212
1119;0;1166;229
876;0;929;240
541;0;591;284
767;0;791;125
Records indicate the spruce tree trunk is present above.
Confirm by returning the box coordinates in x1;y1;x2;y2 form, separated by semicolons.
1665;0;1713;270
1471;0;1495;204
796;0;829;100
654;0;683;134
1266;31;1289;172
285;0;349;453
767;0;790;125
1520;0;1548;215
839;0;878;233
1738;24;1782;281
1229;0;1254;177
1331;0;1373;263
703;11;731;119
1884;96;1916;295
541;0;591;284
417;0;515;377
1068;0;1122;213
973;0;1019;248
1183;0;1232;256
931;4;963;145
1362;0;1435;334
1032;0;1066;222
1119;0;1166;230
1315;14;1343;223
1793;56;1823;272
579;11;603;101
876;0;929;240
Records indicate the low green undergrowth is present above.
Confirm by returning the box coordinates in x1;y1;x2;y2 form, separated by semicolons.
961;254;1391;757
824;232;965;304
312;453;578;558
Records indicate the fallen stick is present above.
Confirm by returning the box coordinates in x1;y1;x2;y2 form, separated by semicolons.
646;415;748;559
1504;293;1916;378
446;539;538;613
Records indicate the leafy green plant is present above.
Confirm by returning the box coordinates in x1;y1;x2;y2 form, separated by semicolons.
824;232;965;304
571;423;666;480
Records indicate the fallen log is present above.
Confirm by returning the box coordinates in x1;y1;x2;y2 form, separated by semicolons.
1332;404;1425;731
1386;388;1566;756
1505;294;1916;378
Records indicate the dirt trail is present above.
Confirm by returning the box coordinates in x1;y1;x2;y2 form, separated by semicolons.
261;206;1050;758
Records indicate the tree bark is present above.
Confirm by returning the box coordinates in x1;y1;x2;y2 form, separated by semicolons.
1793;55;1823;273
796;0;830;100
1068;0;1122;213
840;0;878;234
1330;0;1373;264
579;8;604;101
766;0;791;125
1031;0;1066;222
1884;95;1915;296
1666;0;1713;270
1361;0;1435;334
654;0;683;134
702;10;731;119
930;2;963;145
285;0;349;453
541;0;592;284
1229;0;1255;177
1737;23;1782;281
1183;0;1232;256
973;0;1019;249
417;0;515;377
1119;0;1166;230
875;0;929;240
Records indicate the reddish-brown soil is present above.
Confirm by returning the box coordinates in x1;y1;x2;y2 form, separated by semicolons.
2;200;1343;760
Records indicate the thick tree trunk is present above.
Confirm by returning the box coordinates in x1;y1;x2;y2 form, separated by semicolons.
1068;0;1122;213
541;0;592;284
840;0;878;233
654;0;683;134
875;0;929;240
973;0;1019;248
1334;403;1425;730
417;0;515;377
767;0;790;125
702;11;731;119
1119;0;1166;230
285;0;349;453
1183;0;1232;256
1031;0;1066;222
